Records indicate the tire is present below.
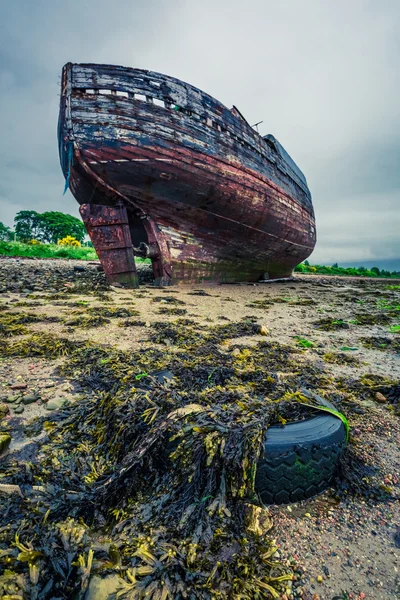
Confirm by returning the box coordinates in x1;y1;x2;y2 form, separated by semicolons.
255;411;346;505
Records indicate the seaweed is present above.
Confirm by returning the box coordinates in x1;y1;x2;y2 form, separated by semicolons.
0;330;331;598
1;302;392;598
151;296;186;305
323;352;360;366
314;318;350;331
64;315;110;329
353;312;392;325
0;313;62;338
0;333;84;358
87;306;139;318
246;298;273;309
294;336;314;349
187;290;213;297
148;320;263;348
337;372;399;408
157;307;188;316
118;319;147;328
360;336;400;352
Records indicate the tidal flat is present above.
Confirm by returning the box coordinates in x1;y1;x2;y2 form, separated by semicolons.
0;257;399;600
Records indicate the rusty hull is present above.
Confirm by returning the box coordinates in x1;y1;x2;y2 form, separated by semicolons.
58;63;316;286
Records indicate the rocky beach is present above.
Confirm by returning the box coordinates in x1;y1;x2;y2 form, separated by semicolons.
0;257;399;600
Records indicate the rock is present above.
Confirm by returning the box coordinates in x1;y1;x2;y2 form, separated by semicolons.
4;395;21;403
45;397;68;411
74;265;86;272
85;574;125;600
259;325;269;336
375;392;386;403
0;433;11;454
232;348;241;357
14;405;25;414
316;575;323;583
22;394;40;405
0;404;10;418
244;504;273;535
10;383;27;390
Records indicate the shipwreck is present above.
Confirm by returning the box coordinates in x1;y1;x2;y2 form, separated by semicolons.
58;63;316;286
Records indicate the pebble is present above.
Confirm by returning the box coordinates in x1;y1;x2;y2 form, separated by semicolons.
22;394;40;405
375;392;386;403
85;574;123;600
3;395;19;403
10;383;27;390
0;403;10;418
14;405;25;414
41;382;55;389
45;397;68;411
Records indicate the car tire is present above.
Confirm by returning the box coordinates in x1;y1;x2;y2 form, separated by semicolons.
255;411;346;505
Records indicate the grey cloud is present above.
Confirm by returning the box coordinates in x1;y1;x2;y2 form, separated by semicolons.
0;0;399;264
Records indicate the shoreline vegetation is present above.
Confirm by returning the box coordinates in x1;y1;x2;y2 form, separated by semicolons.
0;240;98;261
294;260;400;279
1;241;399;279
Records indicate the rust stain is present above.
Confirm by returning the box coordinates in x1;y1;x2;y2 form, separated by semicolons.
58;62;316;286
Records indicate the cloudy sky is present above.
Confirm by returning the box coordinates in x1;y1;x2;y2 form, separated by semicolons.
0;0;399;264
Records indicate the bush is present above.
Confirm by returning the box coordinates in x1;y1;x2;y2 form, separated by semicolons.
0;241;97;261
58;236;81;247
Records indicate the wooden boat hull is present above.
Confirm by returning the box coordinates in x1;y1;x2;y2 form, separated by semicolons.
58;63;316;285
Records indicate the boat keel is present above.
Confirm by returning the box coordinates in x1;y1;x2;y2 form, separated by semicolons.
80;203;139;288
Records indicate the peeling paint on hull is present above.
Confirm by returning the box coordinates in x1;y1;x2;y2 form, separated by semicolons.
58;63;316;286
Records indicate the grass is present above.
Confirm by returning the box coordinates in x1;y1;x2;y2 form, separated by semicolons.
0;240;98;260
0;241;152;264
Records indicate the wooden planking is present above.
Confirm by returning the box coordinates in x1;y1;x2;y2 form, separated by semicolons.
68;63;309;195
59;63;316;284
69;95;312;211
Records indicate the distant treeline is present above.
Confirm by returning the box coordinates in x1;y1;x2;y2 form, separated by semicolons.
0;210;87;244
295;260;400;278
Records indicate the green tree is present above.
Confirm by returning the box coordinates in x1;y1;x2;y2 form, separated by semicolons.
14;210;42;241
371;267;380;276
0;222;14;241
39;212;86;244
304;260;310;266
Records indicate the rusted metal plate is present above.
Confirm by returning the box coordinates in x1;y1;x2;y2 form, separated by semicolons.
59;63;316;285
79;203;138;287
